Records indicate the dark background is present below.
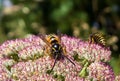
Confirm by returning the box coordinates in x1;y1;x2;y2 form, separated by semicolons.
0;0;120;75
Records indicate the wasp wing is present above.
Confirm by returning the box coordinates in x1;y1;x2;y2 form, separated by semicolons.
38;33;51;46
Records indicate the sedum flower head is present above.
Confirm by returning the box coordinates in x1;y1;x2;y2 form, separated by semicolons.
0;35;45;57
87;62;115;81
115;75;120;81
61;35;111;62
0;34;115;81
10;56;82;81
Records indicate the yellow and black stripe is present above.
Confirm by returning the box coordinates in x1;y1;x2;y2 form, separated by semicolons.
89;32;106;46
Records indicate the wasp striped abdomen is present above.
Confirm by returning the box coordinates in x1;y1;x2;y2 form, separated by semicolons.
89;32;106;46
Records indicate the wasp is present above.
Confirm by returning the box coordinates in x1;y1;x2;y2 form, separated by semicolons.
40;33;75;72
88;32;106;46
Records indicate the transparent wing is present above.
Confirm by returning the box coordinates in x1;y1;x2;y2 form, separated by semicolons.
38;33;50;46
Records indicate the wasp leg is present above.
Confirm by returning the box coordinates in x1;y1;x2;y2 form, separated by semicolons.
62;46;75;66
62;46;67;55
49;54;58;73
64;55;75;66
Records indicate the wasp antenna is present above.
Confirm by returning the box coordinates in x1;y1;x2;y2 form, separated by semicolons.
57;30;61;36
64;55;75;66
57;29;61;34
57;29;64;42
58;30;64;36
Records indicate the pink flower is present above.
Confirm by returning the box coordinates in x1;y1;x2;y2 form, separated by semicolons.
115;75;120;81
10;56;81;81
0;35;45;58
87;62;115;81
61;35;111;62
0;34;115;81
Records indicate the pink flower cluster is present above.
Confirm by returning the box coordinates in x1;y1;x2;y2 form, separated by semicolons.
87;62;115;81
0;35;115;81
115;75;120;81
61;35;111;62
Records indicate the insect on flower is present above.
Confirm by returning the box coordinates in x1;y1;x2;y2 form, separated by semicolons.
39;32;75;73
88;32;106;46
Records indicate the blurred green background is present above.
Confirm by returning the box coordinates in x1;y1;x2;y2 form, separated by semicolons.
0;0;120;75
